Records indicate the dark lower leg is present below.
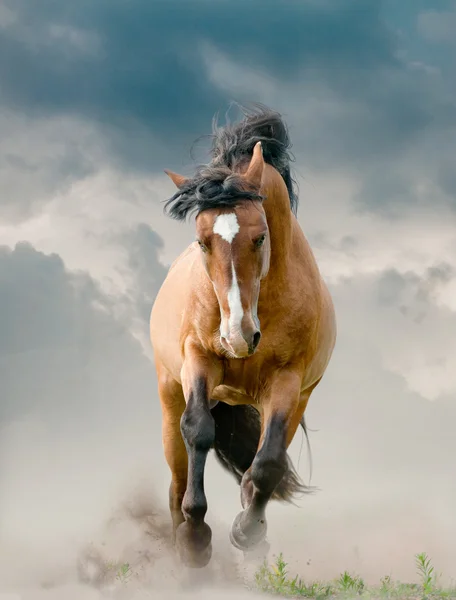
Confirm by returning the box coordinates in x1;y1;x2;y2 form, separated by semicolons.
231;414;288;550
176;378;215;568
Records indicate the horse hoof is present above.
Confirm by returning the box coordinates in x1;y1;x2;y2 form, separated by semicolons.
178;544;212;569
175;522;212;569
229;510;267;551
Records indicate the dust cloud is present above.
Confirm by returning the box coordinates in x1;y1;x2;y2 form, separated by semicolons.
1;391;455;600
1;269;456;598
0;417;258;599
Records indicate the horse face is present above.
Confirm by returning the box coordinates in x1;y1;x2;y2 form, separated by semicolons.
195;203;270;358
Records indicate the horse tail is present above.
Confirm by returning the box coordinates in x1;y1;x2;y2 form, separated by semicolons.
211;401;312;502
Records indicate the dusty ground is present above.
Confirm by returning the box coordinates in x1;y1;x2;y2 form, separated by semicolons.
1;405;455;599
0;478;265;600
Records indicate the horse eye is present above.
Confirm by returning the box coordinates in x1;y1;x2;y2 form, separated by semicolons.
255;235;266;249
197;240;208;253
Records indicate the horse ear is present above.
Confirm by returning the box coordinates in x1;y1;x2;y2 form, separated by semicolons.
243;141;264;190
164;169;188;189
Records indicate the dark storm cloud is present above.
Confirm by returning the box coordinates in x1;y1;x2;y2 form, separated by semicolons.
0;112;98;222
0;0;402;169
1;0;455;216
0;241;157;428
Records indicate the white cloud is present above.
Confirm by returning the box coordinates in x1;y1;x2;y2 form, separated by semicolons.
417;9;456;45
0;112;194;286
302;173;456;286
48;23;103;57
0;2;15;28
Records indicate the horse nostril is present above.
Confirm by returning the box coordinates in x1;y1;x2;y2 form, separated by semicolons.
253;331;261;349
250;331;261;353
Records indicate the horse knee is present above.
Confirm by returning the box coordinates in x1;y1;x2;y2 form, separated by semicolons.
251;452;287;495
251;414;288;495
180;403;215;451
180;377;215;451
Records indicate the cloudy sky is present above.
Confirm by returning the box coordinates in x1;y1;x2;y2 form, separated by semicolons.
1;0;456;597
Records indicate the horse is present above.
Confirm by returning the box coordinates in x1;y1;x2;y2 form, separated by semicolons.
150;105;336;569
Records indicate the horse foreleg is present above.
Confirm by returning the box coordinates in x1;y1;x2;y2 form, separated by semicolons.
157;368;188;543
230;369;309;552
175;342;223;568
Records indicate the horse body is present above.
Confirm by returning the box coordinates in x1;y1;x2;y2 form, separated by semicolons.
152;164;335;399
150;107;336;568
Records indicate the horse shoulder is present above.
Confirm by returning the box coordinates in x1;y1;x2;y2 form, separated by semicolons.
168;241;198;273
150;243;202;378
265;233;335;388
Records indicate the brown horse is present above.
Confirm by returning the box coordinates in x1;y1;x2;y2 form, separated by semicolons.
150;105;336;568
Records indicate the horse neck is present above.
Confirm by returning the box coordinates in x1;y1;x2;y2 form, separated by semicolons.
262;167;294;281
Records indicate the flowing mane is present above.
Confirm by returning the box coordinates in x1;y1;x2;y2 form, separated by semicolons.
164;104;299;221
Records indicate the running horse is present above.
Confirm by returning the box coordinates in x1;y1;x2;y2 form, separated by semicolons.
150;106;336;568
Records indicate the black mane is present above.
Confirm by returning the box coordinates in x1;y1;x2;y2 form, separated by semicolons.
164;104;299;221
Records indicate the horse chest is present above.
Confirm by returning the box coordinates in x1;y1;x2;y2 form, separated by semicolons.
211;385;256;406
217;360;264;400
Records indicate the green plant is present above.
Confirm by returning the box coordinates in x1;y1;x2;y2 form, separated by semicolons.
415;552;436;597
254;553;333;598
337;570;365;595
253;551;456;599
379;574;393;595
116;562;133;583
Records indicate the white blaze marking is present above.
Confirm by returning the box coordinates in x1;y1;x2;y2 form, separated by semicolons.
213;212;239;243
227;261;244;332
212;212;243;338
